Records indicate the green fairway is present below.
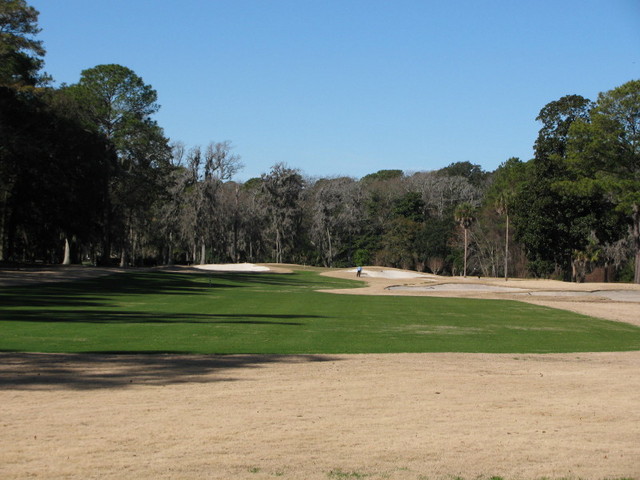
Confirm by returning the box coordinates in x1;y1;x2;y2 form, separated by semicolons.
1;269;639;354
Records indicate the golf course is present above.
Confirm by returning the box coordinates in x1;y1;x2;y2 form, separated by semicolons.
1;265;639;479
2;267;640;354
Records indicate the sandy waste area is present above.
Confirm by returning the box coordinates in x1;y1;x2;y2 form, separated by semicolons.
1;264;639;479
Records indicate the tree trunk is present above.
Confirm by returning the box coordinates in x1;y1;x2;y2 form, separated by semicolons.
5;208;16;261
100;164;112;266
119;217;129;268
504;213;509;281
633;205;640;284
62;237;71;265
119;247;127;268
0;189;7;261
167;231;174;265
233;185;239;263
275;228;282;264
200;241;206;265
100;225;111;266
130;225;136;267
463;228;468;277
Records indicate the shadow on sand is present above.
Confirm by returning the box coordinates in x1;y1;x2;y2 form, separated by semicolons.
0;352;340;391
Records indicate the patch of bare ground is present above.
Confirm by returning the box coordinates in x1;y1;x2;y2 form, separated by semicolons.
1;352;639;479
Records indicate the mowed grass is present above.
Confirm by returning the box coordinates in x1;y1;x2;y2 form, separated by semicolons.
1;269;639;354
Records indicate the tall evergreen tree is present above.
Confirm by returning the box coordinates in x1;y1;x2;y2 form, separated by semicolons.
513;95;598;278
567;79;640;283
0;0;46;86
65;64;170;265
454;202;475;277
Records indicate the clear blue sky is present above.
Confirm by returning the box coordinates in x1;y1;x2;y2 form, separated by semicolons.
30;0;640;181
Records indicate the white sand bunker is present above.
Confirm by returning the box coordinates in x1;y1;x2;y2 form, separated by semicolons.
194;263;271;272
348;268;431;279
513;289;640;302
389;284;640;302
389;284;526;293
596;290;640;302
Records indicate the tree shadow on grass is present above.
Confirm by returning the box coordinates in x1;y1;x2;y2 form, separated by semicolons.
1;310;325;324
0;352;341;391
0;270;348;310
0;272;240;309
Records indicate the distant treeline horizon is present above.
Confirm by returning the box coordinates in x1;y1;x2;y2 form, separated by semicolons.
1;1;639;283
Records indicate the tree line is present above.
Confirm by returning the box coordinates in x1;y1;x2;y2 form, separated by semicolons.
1;0;639;283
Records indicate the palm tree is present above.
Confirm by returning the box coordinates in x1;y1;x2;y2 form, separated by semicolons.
454;202;475;277
495;191;512;281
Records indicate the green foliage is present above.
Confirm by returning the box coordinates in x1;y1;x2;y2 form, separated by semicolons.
360;169;403;183
414;217;454;272
243;177;263;190
511;92;630;280
616;259;636;283
454;202;475;229
453;202;476;276
525;258;556;278
393;191;425;222
484;157;527;210
378;217;420;268
353;249;370;266
2;270;640;354
566;80;640;212
62;63;170;265
0;86;111;261
438;161;487;187
566;79;640;283
0;0;45;86
534;94;592;160
66;64;161;149
514;170;622;279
